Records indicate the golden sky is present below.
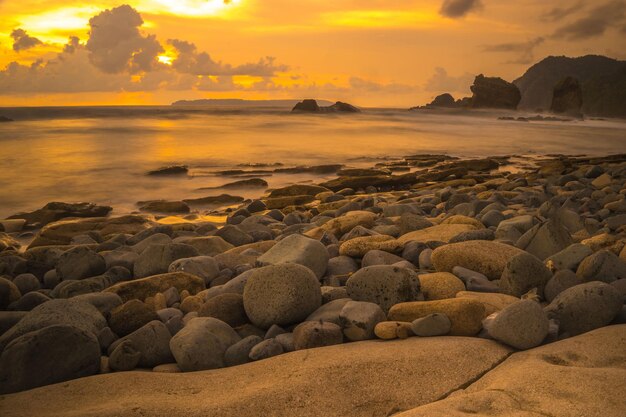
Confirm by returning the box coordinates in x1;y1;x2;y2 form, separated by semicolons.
0;0;624;107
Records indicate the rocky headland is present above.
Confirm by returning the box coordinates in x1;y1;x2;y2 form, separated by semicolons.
0;153;625;416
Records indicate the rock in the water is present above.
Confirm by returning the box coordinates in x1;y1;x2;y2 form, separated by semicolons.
346;265;420;313
545;281;622;336
0;324;100;394
292;321;343;350
389;298;485;336
56;246;106;281
417;272;465;300
147;165;188;176
105;272;205;303
339;301;387;341
499;252;552;297
469;74;521;109
8;202;112;227
431;241;524;280
488;300;549;350
256;234;329;279
169;317;240;371
411;313;451;337
243;264;322;329
138;200;190;214
198;293;247;327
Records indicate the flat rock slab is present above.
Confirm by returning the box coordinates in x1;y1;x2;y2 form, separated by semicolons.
398;324;626;417
0;337;510;417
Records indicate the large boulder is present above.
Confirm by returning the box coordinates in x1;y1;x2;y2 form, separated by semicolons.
108;320;173;367
0;324;100;394
134;243;199;278
469;74;521;109
168;256;220;285
550;76;583;116
499;252;553;297
487;300;549;350
169;317;240;371
256;234;329;279
0;299;106;351
431;241;525;280
243;264;322;329
346;265;421;313
516;220;572;261
105;272;205;303
56;246;106;281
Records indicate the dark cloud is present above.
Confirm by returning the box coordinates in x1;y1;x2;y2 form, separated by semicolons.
439;0;483;18
86;4;163;74
542;2;585;22
10;28;43;52
553;0;626;40
483;37;545;65
169;39;288;76
424;67;474;93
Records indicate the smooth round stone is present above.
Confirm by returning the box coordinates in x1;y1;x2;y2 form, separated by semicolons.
499;252;553;297
108;340;141;371
275;332;295;352
516;220;573;261
243;264;321;329
455;291;519;316
306;298;351;325
7;292;50;311
43;269;60;290
544;269;585;303
12;274;40;295
180;295;204;314
545;244;593;272
361;250;405;267
168;256;220;285
346;265;420;313
339;235;403;258
134;243;199;279
0;278;21;310
374;321;413;340
321;286;349;304
576;250;626;283
152;363;182;373
224;335;263;366
418;248;433;269
292;321;343;350
256;234;329;279
401;241;428;266
326;256;359;277
72;292;123;316
56;247;106;281
198;293;247;328
108;300;158;337
488;300;549;350
108;320;173;368
248;338;284;361
417;272;465;300
339;301;387;341
411;313;451;336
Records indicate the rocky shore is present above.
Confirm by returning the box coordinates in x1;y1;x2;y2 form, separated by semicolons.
0;153;625;415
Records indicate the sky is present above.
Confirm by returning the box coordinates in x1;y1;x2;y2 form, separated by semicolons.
0;0;624;107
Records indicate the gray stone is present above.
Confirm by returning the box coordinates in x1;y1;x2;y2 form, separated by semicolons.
499;252;553;297
545;281;623;337
198;293;247;327
7;292;50;311
224;335;263;366
0;324;100;394
275;332;295;352
108;320;173;368
346;265;420;313
411;313;451;336
0;311;26;335
56;247;106;281
108;339;141;371
362;250;405;267
306;298;351;325
168;256;220;285
257;234;329;279
576;250;626;283
326;256;359;276
130;233;172;254
488;300;549;350
546;244;593;272
97;326;117;351
169;317;240;371
321;286;349;303
544;269;585;303
419;249;433;269
72;292;123;315
339;301;386;341
102;249;138;274
249;338;284;361
216;225;254;247
108;300;159;337
243;264;322;329
516;220;572;261
134;243;199;279
293;321;343;350
12;274;40;294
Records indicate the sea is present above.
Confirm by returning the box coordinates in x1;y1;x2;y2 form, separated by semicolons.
0;105;625;219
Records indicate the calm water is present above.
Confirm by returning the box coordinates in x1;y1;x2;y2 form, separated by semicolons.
0;106;625;219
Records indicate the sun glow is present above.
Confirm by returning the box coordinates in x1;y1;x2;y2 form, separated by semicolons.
141;0;242;18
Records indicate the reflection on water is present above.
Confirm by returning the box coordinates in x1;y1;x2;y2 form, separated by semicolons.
0;106;625;218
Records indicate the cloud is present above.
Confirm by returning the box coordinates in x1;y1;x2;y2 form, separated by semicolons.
10;28;43;52
439;0;483;18
86;4;163;74
553;0;626;40
169;39;288;76
482;37;545;65
424;67;474;94
349;77;419;95
542;2;585;22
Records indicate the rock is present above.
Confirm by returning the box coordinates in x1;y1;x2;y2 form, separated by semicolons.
326;256;359;276
456;291;520;316
215;225;254;247
292;99;360;113
130;233;172;254
153;364;181;373
0;299;106;351
183;194;244;206
56;247;106;281
499;252;553;297
108;320;173;367
304;211;377;239
306;298;351;325
138;200;190;214
449;229;495;243
256;234;329;279
170;317;240;371
243;264;322;329
398;224;479;244
544;269;586;303
8;292;50;311
346;265;420;313
184;236;234;256
339;301;387;341
339;235;403;258
361;250;406;267
516;220;573;260
180;295;204;314
109;300;159;337
550;76;583;116
591;173;612;189
417;272;465;300
109;340;141;371
292;99;320;112
431;241;525;280
292;321;343;350
224;335;263;366
198;293;247;327
488;300;549;350
0;311;27;335
12;274;40;295
411;314;451;337
546;243;593;272
8;202;112;227
147;165;188;176
469;74;521;109
388;298;485;336
374;321;414;340
268;184;330;198
248;338;284;361
576;250;626;283
0;277;21;309
0;324;101;394
105;272;205;303
168;256;220;285
134;243;199;278
545;281;622;337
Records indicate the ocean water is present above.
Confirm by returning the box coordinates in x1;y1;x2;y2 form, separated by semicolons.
0;105;625;219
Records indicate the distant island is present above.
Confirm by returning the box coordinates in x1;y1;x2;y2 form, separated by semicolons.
172;99;334;108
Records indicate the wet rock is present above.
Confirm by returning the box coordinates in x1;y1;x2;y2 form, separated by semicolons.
8;202;112;227
147;165;188;176
346;265;420;313
138;200;190;214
